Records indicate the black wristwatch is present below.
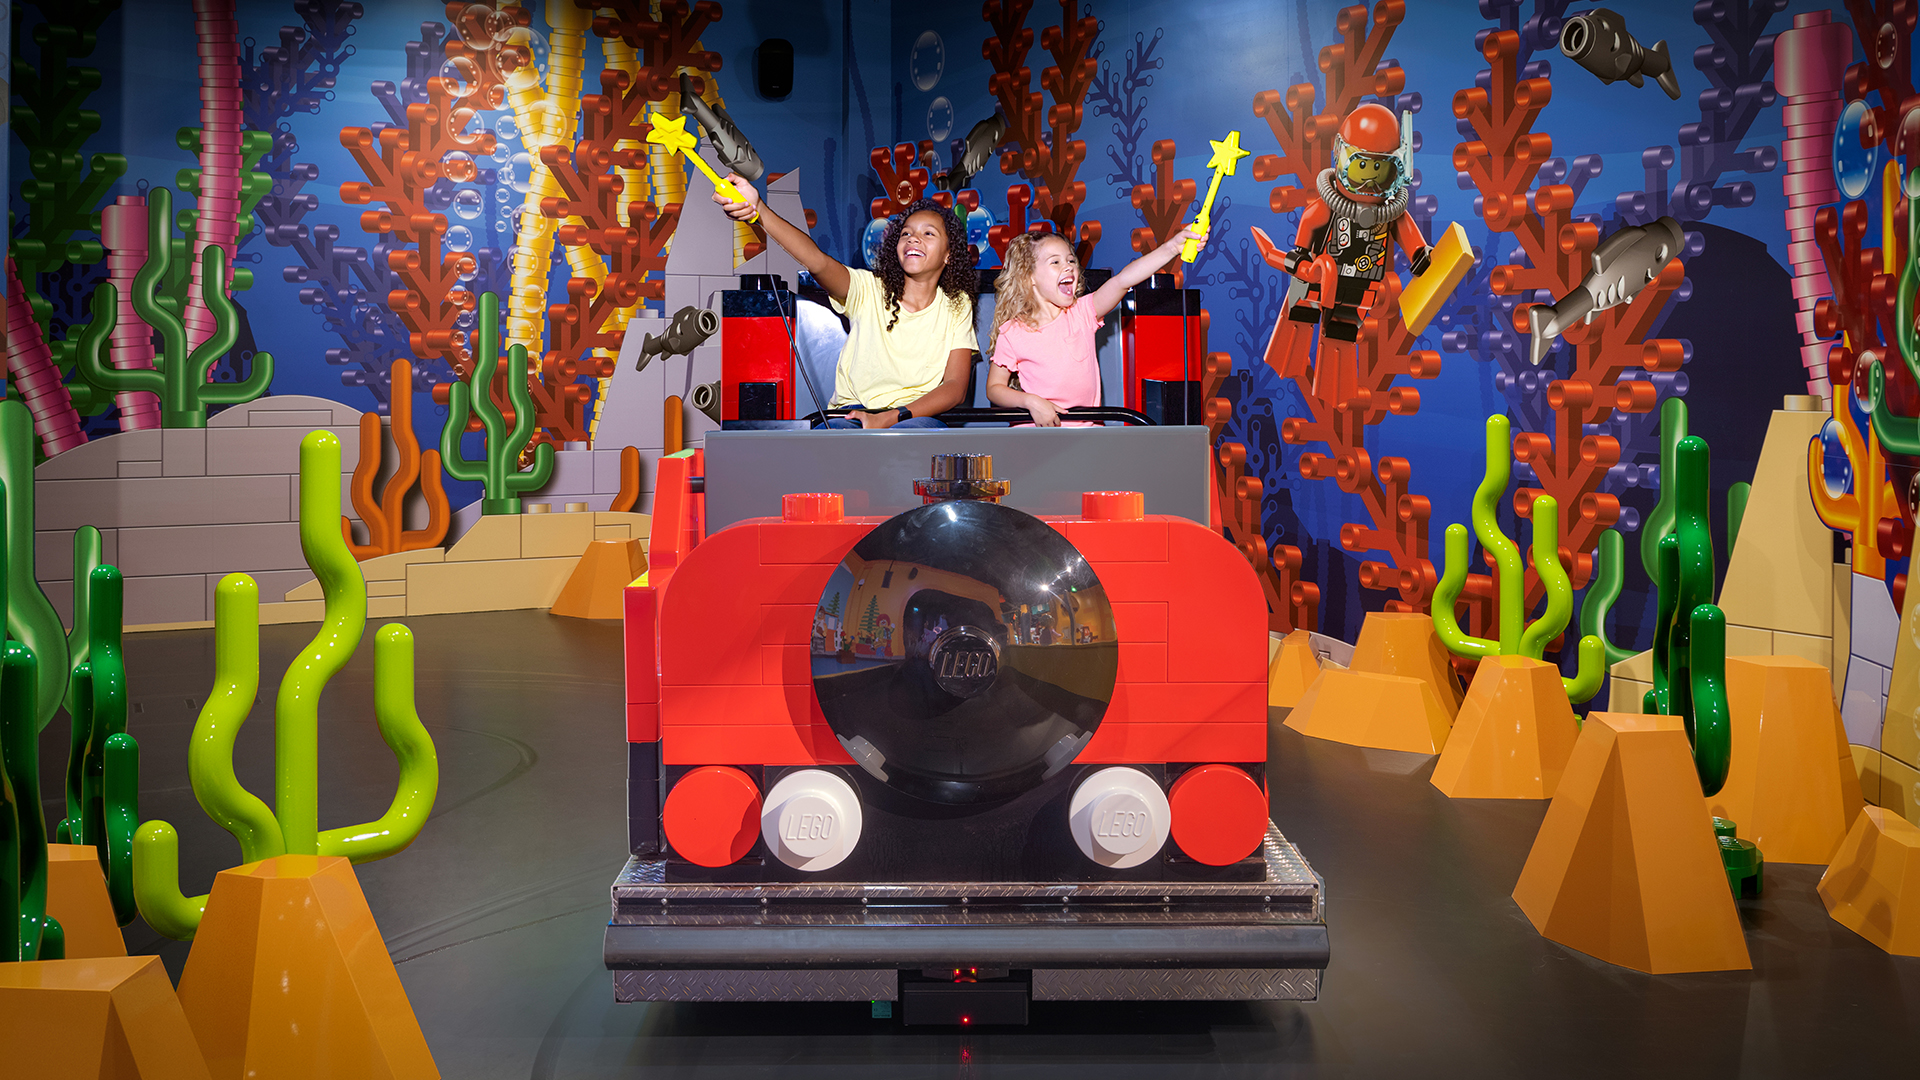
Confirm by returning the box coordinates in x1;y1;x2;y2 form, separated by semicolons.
894;406;913;425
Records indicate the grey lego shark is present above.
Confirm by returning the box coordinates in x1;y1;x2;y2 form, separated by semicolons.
1558;8;1681;101
938;114;1008;192
680;73;764;183
1527;216;1684;367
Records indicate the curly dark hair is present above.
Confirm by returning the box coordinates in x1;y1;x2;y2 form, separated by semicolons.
874;198;978;332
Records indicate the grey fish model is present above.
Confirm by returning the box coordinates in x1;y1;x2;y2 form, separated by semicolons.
1527;216;1684;367
938;114;1008;192
1558;8;1681;101
637;306;718;373
680;73;764;182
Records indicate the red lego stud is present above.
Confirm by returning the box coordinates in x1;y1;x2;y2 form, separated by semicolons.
782;492;845;522
1168;764;1268;865
1081;491;1145;521
662;766;763;867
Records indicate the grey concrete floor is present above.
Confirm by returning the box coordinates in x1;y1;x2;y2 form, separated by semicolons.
56;609;1920;1078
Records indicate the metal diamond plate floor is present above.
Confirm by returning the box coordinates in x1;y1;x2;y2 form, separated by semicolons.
96;610;1918;1079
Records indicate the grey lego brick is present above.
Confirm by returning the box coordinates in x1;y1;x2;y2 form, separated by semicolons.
118;460;163;478
35;475;293;531
162;429;206;477
123;573;210;625
115;522;305;577
533;449;596;502
34;430;161;480
209;568;315;608
35;527;119;581
209;395;362;428
205;425;361;477
591;449;626;494
245;410;334;428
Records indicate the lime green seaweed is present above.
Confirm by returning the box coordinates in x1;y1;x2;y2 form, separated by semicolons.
1432;415;1606;703
134;431;439;940
441;292;555;515
0;401;70;734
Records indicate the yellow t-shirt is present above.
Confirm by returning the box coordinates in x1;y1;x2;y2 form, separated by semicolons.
829;269;978;410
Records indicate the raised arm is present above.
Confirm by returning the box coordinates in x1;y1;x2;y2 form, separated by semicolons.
1084;224;1206;317
714;173;851;302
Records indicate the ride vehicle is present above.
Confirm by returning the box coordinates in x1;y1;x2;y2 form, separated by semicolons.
605;441;1327;1025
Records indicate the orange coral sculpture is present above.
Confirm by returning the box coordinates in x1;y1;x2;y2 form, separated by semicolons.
342;359;450;559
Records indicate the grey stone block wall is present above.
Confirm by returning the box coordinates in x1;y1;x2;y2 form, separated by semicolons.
35;395;363;627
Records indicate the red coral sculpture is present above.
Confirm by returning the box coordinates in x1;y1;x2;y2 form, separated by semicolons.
505;0;712;447
1452;28;1683;638
983;0;1101;266
870;143;932;217
1130;140;1195;285
339;77;497;372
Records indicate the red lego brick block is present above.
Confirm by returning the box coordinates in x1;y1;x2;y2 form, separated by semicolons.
1105;680;1266;728
626;702;659;742
1166;519;1266;683
649;455;695;575
664;723;836;766
1080;721;1266;763
1118;641;1168;683
662;765;760;867
759;520;874;565
1056;517;1169;562
763;644;811;685
760;603;817;641
1084;560;1173;602
663;684;798;727
660;527;766;686
624;584;658;704
1109;602;1169;642
1169;764;1268;865
754;557;848;606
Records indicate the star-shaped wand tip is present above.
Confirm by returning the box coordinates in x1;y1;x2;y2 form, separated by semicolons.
1207;130;1251;176
645;111;697;152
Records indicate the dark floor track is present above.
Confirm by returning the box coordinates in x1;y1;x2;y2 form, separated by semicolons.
67;610;1917;1078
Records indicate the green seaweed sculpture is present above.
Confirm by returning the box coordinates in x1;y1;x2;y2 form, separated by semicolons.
0;401;70;733
1432;415;1606;703
1642;434;1761;896
1726;482;1751;556
133;431;439;940
4;639;65;962
65;526;103;727
441;292;555;515
70;187;274;428
54;565;139;926
1638;397;1688;581
1577;529;1636;666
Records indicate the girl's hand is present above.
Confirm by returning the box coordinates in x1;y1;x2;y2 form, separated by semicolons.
714;173;762;222
1024;394;1062;427
852;409;894;429
1176;221;1208;255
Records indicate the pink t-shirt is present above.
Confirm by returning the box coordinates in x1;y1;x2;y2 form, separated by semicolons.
991;300;1102;426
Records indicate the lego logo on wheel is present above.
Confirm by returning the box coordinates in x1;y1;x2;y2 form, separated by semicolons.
929;626;1000;698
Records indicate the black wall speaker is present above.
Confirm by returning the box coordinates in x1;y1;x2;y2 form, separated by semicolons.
757;38;794;99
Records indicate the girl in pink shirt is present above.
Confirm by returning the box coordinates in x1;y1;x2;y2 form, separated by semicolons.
987;224;1206;425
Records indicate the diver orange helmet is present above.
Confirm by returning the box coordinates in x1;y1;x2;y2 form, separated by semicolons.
1331;103;1411;203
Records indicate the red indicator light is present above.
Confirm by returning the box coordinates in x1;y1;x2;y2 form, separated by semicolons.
961;1016;971;1024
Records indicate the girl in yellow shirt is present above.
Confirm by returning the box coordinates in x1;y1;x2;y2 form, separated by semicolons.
717;176;977;429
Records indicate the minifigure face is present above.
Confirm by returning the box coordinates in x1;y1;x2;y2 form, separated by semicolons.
1030;235;1078;310
897;210;951;278
1338;151;1399;199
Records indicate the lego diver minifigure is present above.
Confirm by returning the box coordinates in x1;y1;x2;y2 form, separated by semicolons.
1279;102;1431;342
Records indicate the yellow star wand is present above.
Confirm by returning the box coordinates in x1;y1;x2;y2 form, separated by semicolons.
646;111;758;223
1184;130;1251;262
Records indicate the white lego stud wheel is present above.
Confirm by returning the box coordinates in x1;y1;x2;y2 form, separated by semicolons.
1068;767;1170;869
762;769;863;871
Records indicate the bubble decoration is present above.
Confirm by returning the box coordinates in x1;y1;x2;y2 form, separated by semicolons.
1834;98;1881;201
452;188;484;220
441;149;477;184
492;26;550;94
438;55;480;99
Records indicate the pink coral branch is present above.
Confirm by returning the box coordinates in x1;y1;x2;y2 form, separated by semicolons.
101;196;162;430
185;0;244;354
4;257;87;455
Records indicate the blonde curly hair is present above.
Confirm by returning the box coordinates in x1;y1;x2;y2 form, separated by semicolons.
990;231;1081;352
